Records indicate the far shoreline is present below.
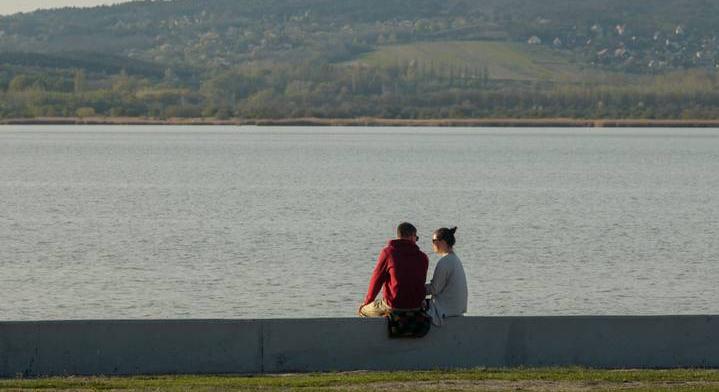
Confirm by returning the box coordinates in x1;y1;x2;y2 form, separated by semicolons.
2;116;719;127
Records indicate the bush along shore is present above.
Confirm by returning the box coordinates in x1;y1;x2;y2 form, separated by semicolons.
3;117;719;127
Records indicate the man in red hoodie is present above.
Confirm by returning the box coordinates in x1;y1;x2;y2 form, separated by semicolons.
359;222;429;317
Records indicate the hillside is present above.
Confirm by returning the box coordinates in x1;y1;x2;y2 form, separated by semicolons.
0;0;718;120
2;0;717;71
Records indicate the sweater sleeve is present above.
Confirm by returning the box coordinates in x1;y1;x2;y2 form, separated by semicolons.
363;249;389;305
427;258;450;297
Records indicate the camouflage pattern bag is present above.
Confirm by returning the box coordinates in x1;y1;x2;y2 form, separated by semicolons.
386;309;432;338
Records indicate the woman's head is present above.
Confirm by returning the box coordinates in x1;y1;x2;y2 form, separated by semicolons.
432;226;457;254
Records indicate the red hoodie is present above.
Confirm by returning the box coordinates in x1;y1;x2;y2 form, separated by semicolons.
363;239;429;309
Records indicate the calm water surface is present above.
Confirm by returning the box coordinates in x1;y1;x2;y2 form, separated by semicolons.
1;126;718;320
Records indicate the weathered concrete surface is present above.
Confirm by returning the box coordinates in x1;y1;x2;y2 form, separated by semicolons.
0;320;261;377
1;316;717;377
262;316;719;371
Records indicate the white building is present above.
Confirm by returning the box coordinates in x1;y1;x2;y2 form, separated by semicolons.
528;36;542;45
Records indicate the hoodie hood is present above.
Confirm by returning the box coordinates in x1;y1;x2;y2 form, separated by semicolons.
387;238;418;249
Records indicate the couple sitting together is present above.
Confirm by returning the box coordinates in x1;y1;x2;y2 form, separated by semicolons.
359;222;467;326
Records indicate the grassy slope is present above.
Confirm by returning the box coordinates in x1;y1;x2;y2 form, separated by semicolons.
354;41;599;82
2;368;719;391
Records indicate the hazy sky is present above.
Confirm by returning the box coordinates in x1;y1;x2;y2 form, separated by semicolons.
0;0;131;15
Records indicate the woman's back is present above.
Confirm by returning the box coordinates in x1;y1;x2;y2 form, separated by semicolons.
427;252;468;317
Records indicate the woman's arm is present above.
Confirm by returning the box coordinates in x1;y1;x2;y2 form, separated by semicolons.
426;258;449;296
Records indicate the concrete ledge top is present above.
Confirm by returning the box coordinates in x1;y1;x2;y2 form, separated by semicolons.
1;314;716;324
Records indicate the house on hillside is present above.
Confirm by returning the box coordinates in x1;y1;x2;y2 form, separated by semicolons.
528;36;542;45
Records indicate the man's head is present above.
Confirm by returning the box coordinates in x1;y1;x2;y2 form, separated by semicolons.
396;222;419;242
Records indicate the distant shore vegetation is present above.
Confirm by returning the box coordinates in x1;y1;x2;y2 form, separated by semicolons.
1;0;719;120
2;60;719;121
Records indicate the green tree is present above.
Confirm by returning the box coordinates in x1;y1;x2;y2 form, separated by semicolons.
74;70;86;94
76;107;96;118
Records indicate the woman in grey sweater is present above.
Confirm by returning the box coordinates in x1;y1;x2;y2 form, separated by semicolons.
426;226;468;326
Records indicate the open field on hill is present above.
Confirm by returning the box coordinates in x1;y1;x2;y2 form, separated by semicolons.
2;368;719;391
353;41;601;82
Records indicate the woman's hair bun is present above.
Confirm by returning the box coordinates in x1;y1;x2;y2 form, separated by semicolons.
434;226;458;247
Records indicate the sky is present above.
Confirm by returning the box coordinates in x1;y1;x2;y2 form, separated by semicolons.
0;0;131;15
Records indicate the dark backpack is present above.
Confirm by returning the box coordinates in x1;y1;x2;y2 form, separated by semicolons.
386;309;432;338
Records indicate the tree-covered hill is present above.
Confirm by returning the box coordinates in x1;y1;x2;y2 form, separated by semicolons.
2;0;718;71
1;0;718;120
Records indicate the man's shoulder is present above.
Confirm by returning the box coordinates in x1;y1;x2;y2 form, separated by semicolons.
380;243;394;252
378;244;394;259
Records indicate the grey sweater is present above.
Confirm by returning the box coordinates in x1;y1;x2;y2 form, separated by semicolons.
426;252;468;318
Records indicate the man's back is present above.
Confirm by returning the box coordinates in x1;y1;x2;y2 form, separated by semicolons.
383;240;429;309
360;222;428;318
364;239;429;310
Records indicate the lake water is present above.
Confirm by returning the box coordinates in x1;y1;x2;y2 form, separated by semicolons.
1;126;718;320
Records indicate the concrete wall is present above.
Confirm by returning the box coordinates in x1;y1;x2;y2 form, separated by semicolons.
1;316;717;377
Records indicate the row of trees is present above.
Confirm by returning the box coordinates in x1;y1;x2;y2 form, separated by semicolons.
2;62;719;120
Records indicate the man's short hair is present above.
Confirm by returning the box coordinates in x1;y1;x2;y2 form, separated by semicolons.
397;222;417;238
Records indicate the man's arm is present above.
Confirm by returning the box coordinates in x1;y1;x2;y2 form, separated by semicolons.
363;249;389;305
